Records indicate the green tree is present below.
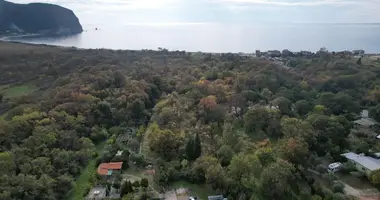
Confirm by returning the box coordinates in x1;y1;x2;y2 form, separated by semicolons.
260;160;297;200
244;107;270;134
370;169;380;186
194;133;202;160
0;152;14;174
357;57;362;65
277;137;309;166
216;145;234;166
242;90;260;103
132;180;140;188
261;88;273;103
295;100;312;116
121;181;134;196
140;178;149;188
147;123;183;160
272;96;292;115
186;137;195;161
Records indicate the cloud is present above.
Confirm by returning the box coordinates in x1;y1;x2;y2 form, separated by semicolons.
212;0;360;6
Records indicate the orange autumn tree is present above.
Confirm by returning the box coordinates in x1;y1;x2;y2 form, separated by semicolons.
199;95;217;109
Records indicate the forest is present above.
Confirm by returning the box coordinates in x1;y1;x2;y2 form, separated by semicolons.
1;41;380;200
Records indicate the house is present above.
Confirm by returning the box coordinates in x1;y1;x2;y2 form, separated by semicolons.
281;49;293;57
85;187;107;200
208;195;227;200
97;162;123;176
300;51;313;57
354;110;377;128
268;50;281;57
328;162;343;173
341;152;380;177
352;49;365;56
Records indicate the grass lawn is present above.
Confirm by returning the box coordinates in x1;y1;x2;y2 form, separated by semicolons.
66;142;106;200
122;168;155;186
170;181;215;200
0;85;38;98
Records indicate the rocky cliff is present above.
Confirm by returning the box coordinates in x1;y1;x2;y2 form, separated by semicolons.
0;0;82;35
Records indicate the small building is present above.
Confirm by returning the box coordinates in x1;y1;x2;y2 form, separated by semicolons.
341;152;380;177
268;50;281;57
352;49;365;56
97;162;123;176
327;162;343;173
85;187;107;200
108;187;121;199
208;195;227;200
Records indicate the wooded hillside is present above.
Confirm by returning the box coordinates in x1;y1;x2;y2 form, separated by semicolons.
1;42;380;200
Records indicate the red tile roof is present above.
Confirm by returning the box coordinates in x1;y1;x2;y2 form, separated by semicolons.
97;162;123;175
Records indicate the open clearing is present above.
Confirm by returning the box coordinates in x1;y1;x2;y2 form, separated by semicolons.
0;85;38;98
66;142;106;200
170;181;215;200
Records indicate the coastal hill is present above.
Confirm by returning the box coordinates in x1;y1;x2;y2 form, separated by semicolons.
0;0;82;35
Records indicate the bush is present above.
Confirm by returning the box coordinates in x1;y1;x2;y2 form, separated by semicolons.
341;162;356;174
316;164;327;174
332;193;348;200
350;171;366;178
322;173;338;186
332;182;345;193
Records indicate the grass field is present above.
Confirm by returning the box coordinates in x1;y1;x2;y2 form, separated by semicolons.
66;142;106;200
0;85;38;98
170;181;215;200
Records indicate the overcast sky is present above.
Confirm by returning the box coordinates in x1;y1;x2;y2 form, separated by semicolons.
9;0;380;24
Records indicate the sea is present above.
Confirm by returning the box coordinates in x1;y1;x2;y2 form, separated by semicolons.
2;1;380;53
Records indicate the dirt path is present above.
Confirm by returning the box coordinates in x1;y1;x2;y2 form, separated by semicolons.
341;182;380;200
307;169;380;200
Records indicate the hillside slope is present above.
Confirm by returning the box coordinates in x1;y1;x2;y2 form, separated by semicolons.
0;0;82;35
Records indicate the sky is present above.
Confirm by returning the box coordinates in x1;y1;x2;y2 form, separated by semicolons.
8;0;380;24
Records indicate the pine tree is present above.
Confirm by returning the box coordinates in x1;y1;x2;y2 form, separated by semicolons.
357;57;362;65
193;133;202;160
186;137;195;161
140;178;149;188
128;181;133;193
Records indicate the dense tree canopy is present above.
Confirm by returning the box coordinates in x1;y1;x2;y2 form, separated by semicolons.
0;42;379;200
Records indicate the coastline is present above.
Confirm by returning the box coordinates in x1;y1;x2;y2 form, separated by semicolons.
0;33;44;40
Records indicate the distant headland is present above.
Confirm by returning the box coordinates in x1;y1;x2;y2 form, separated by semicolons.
0;0;82;36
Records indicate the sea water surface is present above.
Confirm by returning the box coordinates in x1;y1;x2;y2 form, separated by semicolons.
3;0;380;53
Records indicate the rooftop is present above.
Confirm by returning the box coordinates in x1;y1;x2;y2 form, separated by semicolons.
342;152;380;171
97;162;123;175
86;187;107;199
354;118;377;127
208;195;227;200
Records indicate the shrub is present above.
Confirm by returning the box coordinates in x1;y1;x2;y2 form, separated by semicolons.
340;162;356;174
350;171;366;178
332;182;345;193
316;164;327;174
